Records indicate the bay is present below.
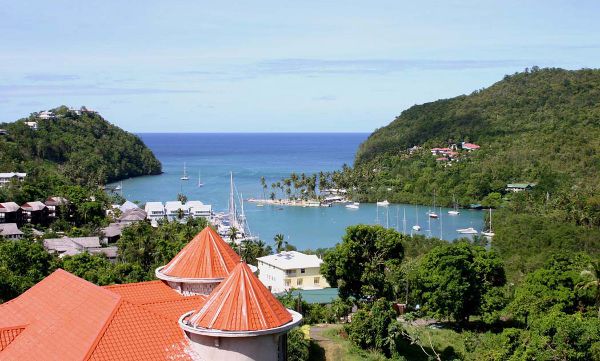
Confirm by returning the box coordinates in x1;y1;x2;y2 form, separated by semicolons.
110;133;484;249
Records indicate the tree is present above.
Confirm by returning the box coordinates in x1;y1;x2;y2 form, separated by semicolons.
0;240;59;302
287;327;309;361
346;298;398;357
321;225;404;300
177;193;188;203
414;241;506;324
577;260;600;318
274;233;285;253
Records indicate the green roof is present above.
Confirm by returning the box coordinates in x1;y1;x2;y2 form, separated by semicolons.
280;288;339;304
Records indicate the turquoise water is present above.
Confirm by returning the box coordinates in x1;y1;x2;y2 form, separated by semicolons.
110;133;483;249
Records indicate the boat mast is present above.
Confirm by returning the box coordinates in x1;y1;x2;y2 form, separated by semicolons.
229;172;237;228
402;208;407;235
439;206;443;239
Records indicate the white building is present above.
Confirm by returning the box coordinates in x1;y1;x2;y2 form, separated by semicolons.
38;110;55;120
186;200;212;218
257;251;330;293
0;172;26;187
24;121;38;130
165;201;188;220
144;201;166;222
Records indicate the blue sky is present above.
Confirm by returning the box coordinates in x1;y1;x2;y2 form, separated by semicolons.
1;1;599;132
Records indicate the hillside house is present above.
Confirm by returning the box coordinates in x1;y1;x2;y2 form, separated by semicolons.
21;201;48;224
24;121;38;130
43;236;117;260
257;251;330;293
0;223;24;240
461;142;480;151
506;183;536;192
0;172;26;187
44;196;69;219
0;202;21;224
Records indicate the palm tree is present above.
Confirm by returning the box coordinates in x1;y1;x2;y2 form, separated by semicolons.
578;260;600;318
175;208;185;220
274;233;285;253
177;193;188;203
229;226;239;244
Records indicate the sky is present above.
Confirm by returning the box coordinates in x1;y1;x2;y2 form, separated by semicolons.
1;1;600;132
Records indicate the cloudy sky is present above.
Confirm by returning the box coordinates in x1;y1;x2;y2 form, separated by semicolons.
1;1;599;132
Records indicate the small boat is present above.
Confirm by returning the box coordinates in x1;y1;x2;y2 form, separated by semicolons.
413;205;420;231
428;210;439;218
197;171;203;187
346;202;360;209
114;183;122;191
448;195;460;215
181;162;189;181
457;227;478;234
481;208;495;237
377;200;390;207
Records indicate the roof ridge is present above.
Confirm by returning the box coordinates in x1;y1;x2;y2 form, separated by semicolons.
83;298;124;361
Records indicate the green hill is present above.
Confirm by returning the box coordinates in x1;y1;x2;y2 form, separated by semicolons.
346;68;599;226
0;105;162;186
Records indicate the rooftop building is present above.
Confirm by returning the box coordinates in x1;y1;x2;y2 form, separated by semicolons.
1;226;301;361
43;236;117;259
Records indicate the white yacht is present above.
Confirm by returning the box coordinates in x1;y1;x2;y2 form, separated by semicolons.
448;195;460;215
481;208;495;237
457;227;478;234
180;162;189;181
376;200;390;207
346;202;360;209
412;205;421;231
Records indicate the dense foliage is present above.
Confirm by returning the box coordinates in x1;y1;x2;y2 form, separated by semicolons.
0;105;161;188
322;225;404;300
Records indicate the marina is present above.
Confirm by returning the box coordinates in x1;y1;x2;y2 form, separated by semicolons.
108;133;484;250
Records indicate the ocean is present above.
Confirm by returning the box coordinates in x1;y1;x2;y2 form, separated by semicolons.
110;133;484;249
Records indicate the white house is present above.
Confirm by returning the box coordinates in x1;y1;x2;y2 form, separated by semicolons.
185;200;212;218
0;172;26;187
145;201;166;222
24;121;38;130
165;201;188;220
257;251;330;293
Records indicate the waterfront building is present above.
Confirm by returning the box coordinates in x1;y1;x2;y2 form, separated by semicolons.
257;251;330;293
145;201;166;222
186;200;212;218
165;201;189;220
0;202;21;224
119;200;140;212
1;226;301;360
0;223;24;239
0;172;26;187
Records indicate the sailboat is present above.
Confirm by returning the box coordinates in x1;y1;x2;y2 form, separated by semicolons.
481;208;495;237
345;202;359;209
377;200;390;207
448;194;460;215
197;171;204;187
427;190;439;218
180;162;189;181
412;205;421;231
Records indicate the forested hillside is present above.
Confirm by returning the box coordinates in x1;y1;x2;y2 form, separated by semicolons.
0;105;162;186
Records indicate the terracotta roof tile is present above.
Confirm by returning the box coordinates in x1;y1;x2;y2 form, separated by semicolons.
104;280;182;304
0;326;25;351
188;262;293;331
161;226;240;279
88;301;192;361
142;296;206;322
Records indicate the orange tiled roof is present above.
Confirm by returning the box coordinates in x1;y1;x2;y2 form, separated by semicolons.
188;262;293;331
142;296;206;322
160;226;241;279
0;269;195;361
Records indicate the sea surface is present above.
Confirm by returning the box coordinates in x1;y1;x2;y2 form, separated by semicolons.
110;133;484;249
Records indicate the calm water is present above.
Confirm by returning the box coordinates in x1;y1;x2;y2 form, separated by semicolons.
110;133;483;249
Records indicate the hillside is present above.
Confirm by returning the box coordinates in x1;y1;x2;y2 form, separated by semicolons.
0;105;162;186
342;68;600;225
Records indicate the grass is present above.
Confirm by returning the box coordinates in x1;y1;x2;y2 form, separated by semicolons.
308;323;467;361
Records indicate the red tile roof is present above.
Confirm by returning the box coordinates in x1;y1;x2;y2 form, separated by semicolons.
187;262;292;332
160;226;241;279
0;270;199;361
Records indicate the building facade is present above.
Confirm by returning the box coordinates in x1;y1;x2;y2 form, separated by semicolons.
257;251;330;293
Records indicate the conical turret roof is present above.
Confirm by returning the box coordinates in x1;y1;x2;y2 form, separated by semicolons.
160;226;240;280
187;262;293;331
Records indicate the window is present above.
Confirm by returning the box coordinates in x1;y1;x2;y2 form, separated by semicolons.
314;277;320;285
285;279;291;287
300;268;306;274
297;278;303;286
